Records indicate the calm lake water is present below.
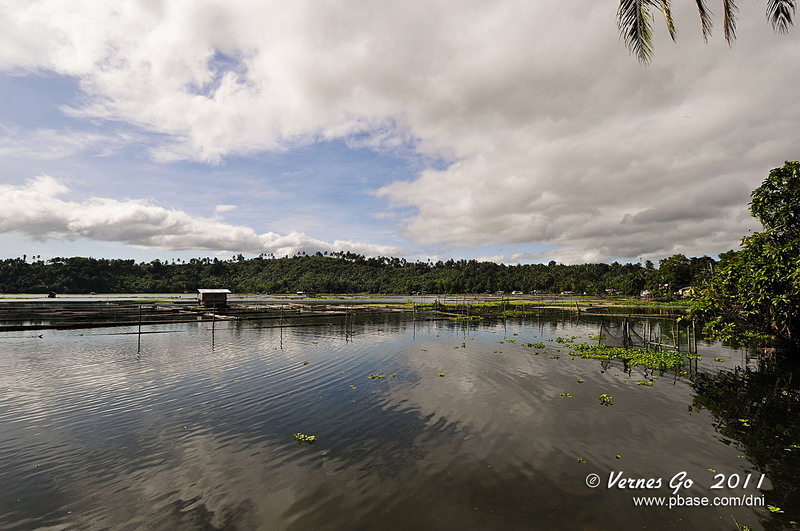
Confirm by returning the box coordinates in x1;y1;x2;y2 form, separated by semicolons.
1;311;797;530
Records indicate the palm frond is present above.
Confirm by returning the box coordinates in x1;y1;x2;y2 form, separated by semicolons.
659;0;677;40
695;0;714;42
722;0;738;45
767;0;796;33
617;0;655;64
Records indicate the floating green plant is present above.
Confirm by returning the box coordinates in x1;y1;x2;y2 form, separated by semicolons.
637;380;653;387
438;373;446;377
599;394;614;406
560;392;573;398
368;374;385;379
570;343;685;371
707;468;717;473
577;379;584;384
390;373;397;378
549;354;560;359
505;339;516;343
532;342;546;349
714;357;725;362
738;418;751;427
303;361;309;366
577;456;586;463
767;505;784;514
615;454;622;459
294;433;316;444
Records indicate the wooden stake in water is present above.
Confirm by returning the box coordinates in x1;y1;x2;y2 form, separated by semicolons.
137;304;142;353
211;304;216;350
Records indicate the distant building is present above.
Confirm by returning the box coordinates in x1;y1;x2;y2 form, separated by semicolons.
677;286;694;298
198;288;231;307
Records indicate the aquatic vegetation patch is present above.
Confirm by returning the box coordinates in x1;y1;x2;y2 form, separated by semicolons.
368;374;385;379
294;433;316;444
499;310;539;317
570;343;685;371
560;392;573;398
450;315;483;321
599;394;614;406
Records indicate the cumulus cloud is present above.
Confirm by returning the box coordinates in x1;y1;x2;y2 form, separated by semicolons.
0;1;797;261
0;176;404;257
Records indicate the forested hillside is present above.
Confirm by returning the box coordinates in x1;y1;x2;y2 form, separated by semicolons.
0;252;717;296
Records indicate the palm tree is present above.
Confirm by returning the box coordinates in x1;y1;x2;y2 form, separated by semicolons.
618;0;796;64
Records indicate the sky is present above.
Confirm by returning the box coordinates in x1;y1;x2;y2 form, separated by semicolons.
0;1;798;265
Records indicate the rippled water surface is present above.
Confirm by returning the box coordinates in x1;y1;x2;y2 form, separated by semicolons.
1;312;796;530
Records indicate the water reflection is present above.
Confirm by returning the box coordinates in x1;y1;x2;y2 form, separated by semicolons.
692;357;800;530
0;311;793;529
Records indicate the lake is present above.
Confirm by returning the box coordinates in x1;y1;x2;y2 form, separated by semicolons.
1;309;797;530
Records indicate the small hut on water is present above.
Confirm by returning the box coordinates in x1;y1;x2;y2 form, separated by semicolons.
197;289;231;307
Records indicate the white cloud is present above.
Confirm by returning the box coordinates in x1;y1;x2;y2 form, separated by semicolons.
0;1;797;261
0;125;134;160
0;176;404;257
214;204;237;213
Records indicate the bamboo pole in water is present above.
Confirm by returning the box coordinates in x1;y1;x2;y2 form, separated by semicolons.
672;323;679;352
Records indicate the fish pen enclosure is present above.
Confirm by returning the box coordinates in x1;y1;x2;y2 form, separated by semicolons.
597;318;699;354
0;299;436;332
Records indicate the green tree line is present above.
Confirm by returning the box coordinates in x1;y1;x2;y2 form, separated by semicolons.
0;251;716;296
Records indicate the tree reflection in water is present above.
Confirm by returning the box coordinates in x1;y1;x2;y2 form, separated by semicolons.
692;355;800;530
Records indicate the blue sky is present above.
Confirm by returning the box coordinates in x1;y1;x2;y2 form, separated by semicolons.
1;1;798;264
